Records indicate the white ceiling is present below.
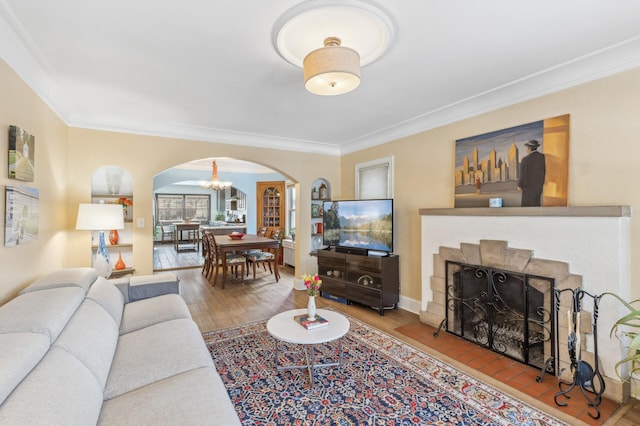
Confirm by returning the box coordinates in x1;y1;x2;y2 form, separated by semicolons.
2;0;640;157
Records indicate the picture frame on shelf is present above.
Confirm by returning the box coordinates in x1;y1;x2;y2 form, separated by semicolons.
311;203;321;218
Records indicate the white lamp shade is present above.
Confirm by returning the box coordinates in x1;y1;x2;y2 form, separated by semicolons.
304;44;361;95
76;203;125;230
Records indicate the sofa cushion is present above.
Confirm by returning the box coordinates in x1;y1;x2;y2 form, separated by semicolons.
53;299;119;390
104;318;213;399
128;273;179;301
0;347;103;425
99;367;241;425
20;267;97;295
109;276;132;303
119;293;191;335
0;287;85;343
86;276;125;328
0;333;50;405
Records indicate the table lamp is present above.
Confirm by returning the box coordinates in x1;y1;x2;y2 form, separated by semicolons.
76;202;125;278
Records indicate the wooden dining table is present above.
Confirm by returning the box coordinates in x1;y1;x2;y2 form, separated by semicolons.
214;234;280;288
173;222;200;252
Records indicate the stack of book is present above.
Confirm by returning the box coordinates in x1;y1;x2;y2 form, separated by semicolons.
294;314;329;330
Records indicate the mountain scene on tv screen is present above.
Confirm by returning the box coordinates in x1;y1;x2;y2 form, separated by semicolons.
324;200;393;251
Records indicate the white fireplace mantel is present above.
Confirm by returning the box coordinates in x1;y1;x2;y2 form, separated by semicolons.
420;206;630;309
420;205;631;400
419;205;630;218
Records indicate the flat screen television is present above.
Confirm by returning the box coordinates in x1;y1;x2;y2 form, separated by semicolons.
322;199;394;254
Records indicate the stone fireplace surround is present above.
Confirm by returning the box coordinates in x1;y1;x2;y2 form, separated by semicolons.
419;206;631;403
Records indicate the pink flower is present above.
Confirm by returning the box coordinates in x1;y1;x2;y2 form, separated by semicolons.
301;274;322;297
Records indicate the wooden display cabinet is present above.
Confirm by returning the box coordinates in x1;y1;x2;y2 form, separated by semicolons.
256;181;285;229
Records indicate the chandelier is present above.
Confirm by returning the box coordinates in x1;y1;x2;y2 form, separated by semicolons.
202;160;232;190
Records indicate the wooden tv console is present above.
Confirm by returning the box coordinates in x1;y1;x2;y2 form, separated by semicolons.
316;248;399;315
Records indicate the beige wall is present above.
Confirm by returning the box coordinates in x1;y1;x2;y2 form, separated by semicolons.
341;67;640;304
66;128;341;279
0;61;69;304
3;56;640;309
341;69;640;299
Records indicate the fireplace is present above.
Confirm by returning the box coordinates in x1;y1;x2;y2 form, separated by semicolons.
443;261;554;372
419;206;631;403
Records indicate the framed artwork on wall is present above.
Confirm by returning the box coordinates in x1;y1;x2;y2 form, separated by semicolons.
5;185;39;246
454;114;569;208
8;125;35;182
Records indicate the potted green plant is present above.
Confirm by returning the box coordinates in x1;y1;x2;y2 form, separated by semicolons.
605;292;640;391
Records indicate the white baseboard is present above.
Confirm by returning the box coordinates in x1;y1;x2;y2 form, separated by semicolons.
398;295;420;314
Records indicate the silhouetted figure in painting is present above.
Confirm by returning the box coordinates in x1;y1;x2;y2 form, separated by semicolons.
517;140;545;206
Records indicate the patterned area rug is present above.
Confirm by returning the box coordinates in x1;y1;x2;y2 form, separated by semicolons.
204;313;568;425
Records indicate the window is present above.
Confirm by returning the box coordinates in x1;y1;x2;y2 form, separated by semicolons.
286;183;296;238
355;156;394;199
156;194;211;223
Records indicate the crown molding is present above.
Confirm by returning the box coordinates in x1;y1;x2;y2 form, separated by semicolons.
339;36;640;155
2;1;640;158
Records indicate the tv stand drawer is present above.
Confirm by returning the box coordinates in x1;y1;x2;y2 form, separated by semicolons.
317;248;399;316
319;277;346;298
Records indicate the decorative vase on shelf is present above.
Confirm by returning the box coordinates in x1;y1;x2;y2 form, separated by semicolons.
115;252;126;270
105;167;123;195
307;295;317;321
109;229;119;245
319;183;328;200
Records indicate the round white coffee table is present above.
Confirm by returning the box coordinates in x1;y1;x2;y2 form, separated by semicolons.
266;308;350;387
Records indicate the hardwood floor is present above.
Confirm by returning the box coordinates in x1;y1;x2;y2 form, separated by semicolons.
154;242;203;271
159;246;640;426
176;266;418;334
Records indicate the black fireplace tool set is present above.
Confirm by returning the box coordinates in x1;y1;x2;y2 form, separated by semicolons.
538;288;606;419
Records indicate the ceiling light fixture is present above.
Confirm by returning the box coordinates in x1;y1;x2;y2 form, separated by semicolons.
202;160;232;191
304;36;360;95
273;0;394;96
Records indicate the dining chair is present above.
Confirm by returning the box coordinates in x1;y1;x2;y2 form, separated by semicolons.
209;233;245;286
201;229;214;278
245;229;281;282
158;223;174;243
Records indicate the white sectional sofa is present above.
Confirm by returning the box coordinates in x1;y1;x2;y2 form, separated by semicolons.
0;268;240;425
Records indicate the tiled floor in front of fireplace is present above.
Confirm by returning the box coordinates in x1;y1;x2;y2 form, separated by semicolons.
395;322;623;426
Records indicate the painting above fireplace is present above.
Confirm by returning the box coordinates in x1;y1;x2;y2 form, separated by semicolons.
454;114;570;208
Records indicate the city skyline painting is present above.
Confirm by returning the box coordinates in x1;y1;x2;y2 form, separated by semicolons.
454;114;570;208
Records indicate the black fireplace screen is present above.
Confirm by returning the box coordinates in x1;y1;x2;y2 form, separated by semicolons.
445;261;555;373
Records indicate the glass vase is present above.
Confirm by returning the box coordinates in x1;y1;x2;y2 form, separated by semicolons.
109;229;119;245
115;251;126;270
93;231;112;278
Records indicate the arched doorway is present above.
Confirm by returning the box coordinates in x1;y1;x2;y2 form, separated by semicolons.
152;157;294;271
